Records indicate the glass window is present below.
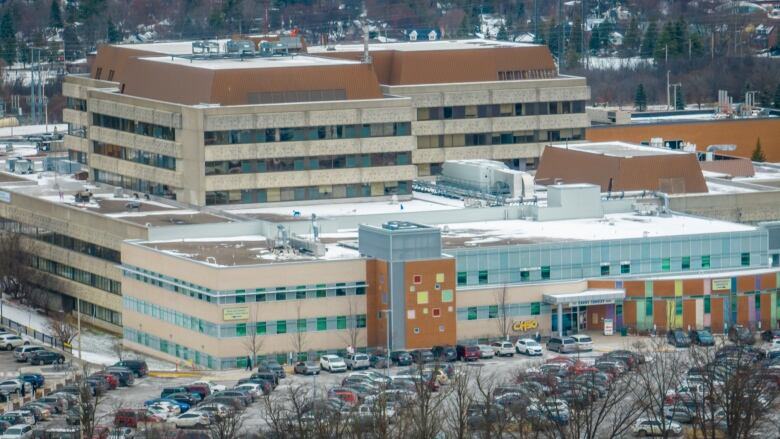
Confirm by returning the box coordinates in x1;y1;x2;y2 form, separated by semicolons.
741;253;750;266
520;270;530;281
297;319;307;332
256;322;266;334
702;255;711;269
276;320;287;334
531;302;541;315
620;263;630;274
478;270;488;285
541;266;551;280
645;297;653;316
236;324;246;337
356;315;366;328
703;296;711;314
661;258;671;272
600;265;610;276
675;298;683;316
337;316;347;330
488;305;498;319
682;256;691;270
316;284;326;298
336;283;346;296
467;307;478;321
457;272;467;286
316;317;327;331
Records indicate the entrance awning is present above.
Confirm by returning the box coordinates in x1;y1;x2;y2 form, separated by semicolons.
543;289;625;306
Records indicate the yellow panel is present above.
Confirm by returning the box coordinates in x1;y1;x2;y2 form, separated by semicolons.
417;291;429;305
436;273;445;283
675;280;683;297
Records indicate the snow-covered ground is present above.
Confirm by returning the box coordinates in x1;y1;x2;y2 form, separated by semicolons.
587;56;653;70
0;297;174;370
0;124;67;138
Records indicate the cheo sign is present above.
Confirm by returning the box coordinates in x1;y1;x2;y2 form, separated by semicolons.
512;319;538;332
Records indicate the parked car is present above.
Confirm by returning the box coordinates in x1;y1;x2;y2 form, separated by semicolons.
27;350;65;366
184;384;211;400
234;383;264;398
456;344;481;361
293;361;320;375
143;398;187;414
546;336;578;353
368;354;389;369
728;324;755;345
570;334;593;352
167;412;210;429
114;409;161;428
3;412;34;426
515;338;543;355
197;403;231;420
689;329;715;346
667;330;691;348
257;361;285;379
18;374;44;390
13;346;45;362
477;345;495;359
0;380;32;395
190;380;226;393
35;396;67;414
161;387;190;399
113;360;148;378
320;355;347;373
389;351;413;366
409;349;435;364
431;345;457;362
0;335;28;351
631;418;682;437
761;329;780;342
491;341;515;357
0;417;24;430
345;353;370;370
105;367;135;386
250;372;278;388
0;424;33;439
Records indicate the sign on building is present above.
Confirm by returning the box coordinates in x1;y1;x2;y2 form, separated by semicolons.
712;278;732;291
223;307;249;321
512;319;538;332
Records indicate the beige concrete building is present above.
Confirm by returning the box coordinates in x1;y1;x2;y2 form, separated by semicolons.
62;38;589;206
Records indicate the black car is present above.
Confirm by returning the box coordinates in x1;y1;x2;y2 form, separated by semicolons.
761;329;780;342
728;324;756;345
113;359;149;377
167;392;199;406
258;361;286;379
65;408;81;425
689;329;715;346
431;345;457;362
390;350;413;366
105;367;135;386
409;349;435;364
368;354;389;369
667;330;691;347
28;350;65;365
251;371;279;388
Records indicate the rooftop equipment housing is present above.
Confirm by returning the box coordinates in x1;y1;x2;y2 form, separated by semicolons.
439;160;535;199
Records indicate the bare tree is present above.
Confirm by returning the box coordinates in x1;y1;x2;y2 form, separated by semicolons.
46;310;77;346
208;407;246;439
76;364;110;439
443;366;474;439
494;285;512;341
341;297;361;352
398;361;449;438
242;305;264;368
0;232;37;302
290;302;308;362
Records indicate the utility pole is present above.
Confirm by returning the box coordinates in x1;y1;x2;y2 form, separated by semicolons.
77;297;82;361
671;83;682;110
666;70;671;110
534;0;539;43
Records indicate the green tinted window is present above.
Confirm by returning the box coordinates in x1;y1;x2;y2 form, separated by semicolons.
531;302;541;315
541;266;551;280
478;271;488;284
488;305;498;319
703;296;711;314
682;257;690;270
620;263;630;274
645;297;653;316
256;322;266;334
297;319;307;332
701;255;711;269
316;317;327;331
337;316;347;330
356;315;366;328
316;284;326;298
661;258;671;272
236;323;246;337
467;307;477;320
520;270;530;281
741;253;750;266
276;320;287;334
457;272;467;285
600;265;610;276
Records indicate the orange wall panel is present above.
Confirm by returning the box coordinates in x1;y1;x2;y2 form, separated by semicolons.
624;281;645;298
683;300;697;330
623;300;637;328
682;279;703;296
653;300;668;330
710;298;724;332
737;276;754;293
761;273;777;290
761;293;773;330
737;296;750;326
365;259;389;348
403;259;457;349
653;280;676;298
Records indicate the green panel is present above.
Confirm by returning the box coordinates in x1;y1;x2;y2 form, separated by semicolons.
531;302;541;316
337;316;347;330
541;266;551;280
661;258;671;272
467;307;477;320
636;301;645;329
644;281;653;297
704;296;711;314
701;255;710;269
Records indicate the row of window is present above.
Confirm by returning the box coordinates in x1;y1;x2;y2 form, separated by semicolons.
206;180;411;205
92;113;175;141
461;301;546;321
65;97;87;112
457;266;551;286
30;255;121;295
79;299;122;326
0;218;121;263
94;170;176;199
204;122;412;146
416;101;586;121
630;289;779;318
93;142;177;171
205;152;410;176
124;296;367;338
122;266;367;304
498;69;557;80
417;129;585;149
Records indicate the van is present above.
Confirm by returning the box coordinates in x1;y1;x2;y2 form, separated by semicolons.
14;346;45;362
570;334;593;352
546;336;578;353
456;345;481;361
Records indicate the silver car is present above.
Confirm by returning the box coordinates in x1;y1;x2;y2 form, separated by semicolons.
0;380;32;396
13;346;44;362
546;336;578;353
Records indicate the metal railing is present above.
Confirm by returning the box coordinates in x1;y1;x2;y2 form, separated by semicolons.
0;316;72;354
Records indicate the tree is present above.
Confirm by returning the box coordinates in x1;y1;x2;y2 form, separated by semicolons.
290;302;308;362
623;16;640;56
635;83;648;111
571;17;584;55
106;19;121;43
0;11;18;66
674;86;686;110
342;297;362;354
494;286;512;341
63;25;80;61
0;232;37;303
46;311;77;347
640;21;658;58
633;338;688;439
496;24;508;41
752;138;766;162
242;306;264;369
49;0;63;29
589;24;603;54
77;364;111;439
774;83;780;109
208;407;245;439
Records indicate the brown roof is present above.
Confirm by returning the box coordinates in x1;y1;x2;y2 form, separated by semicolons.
534;145;709;194
698;155;755;178
317;45;557;85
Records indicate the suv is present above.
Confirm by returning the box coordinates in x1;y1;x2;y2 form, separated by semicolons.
113;360;148;377
14;345;45;362
491;341;515;357
114;408;160;428
689;329;715;346
28;350;65;365
319;355;347;373
409;349;435;364
345;353;370;370
431;346;457;362
0;334;28;351
667;330;691;347
456;344;481;361
390;351;413;366
570;334;593;352
728;325;755;345
546;336;578;353
257;361;286;379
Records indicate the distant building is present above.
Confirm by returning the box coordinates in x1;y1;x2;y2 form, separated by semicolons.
406;29;441;41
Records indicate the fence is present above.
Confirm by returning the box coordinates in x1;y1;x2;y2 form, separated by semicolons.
0;315;72;354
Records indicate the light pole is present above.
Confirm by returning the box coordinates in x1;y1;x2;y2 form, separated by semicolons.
76;297;81;361
381;309;392;376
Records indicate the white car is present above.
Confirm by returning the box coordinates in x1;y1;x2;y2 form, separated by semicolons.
148;400;180;415
515;338;543;356
345;353;370;370
0;424;32;439
320;355;347;373
167;411;211;428
490;341;515;357
0;381;32;396
570;334;593;352
632;418;682;437
0;334;28;351
477;345;495;359
13;346;45;362
191;380;226;393
4;411;35;425
234;383;263;398
146;405;172;420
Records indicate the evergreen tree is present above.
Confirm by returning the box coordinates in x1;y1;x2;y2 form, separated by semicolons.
62;25;80;61
774;83;780;109
689;32;704;58
640;21;658;58
751;138;766;162
571;17;583;54
623;16;640;55
634;83;648;111
671;18;688;56
589;24;603;54
458;13;472;37
0;11;17;66
674;86;686;110
107;19;121;43
546;19;560;56
49;0;63;29
654;21;675;62
496;24;508;41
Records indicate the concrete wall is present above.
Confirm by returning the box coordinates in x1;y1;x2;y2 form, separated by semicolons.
669;191;780;224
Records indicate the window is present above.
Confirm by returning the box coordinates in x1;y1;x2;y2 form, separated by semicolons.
236;324;246;337
661;258;671;272
541;266;551;280
601;264;610;276
276;320;287;334
531;302;541;315
316;317;327;331
675;298;683;316
432;308;441;317
520;270;530;281
741;253;750;267
682;256;691;271
616;304;623;317
620;263;631;274
457;272;467;285
467;307;477;320
478;270;488;284
356;315;366;328
645;297;653;316
701;255;711;269
703;296;711;314
336;283;346;296
296;287;306;299
417;291;429;305
297;319;307;332
356;282;366;295
413;327;421;334
442;289;453;303
488;305;498;319
337;316;347;330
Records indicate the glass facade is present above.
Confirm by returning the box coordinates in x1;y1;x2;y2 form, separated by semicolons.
30;255;121;295
93;142;176;170
204;122;411;146
206;180;411;205
0;218;120;263
457;302;551;321
416;101;586;121
92;113;175;141
94;169;176;199
417;128;585;149
205;152;409;176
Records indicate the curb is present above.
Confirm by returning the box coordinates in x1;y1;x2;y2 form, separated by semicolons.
148;371;202;378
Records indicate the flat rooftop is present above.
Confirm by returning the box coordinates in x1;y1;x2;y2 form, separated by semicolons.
550;141;688;158
110;40;231;55
141;54;359;70
308;38;538;53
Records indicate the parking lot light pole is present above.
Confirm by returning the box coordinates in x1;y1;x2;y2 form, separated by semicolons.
381;309;392;376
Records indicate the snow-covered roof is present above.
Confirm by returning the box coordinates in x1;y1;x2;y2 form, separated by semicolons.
140;54;358;70
308;38;539;53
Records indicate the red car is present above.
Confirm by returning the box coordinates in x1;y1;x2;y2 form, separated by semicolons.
114;408;161;428
545;356;577;366
456;345;480;361
90;372;119;390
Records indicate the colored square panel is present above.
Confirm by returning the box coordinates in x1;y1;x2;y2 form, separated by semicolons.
417;291;429;305
413;275;422;284
409;285;416;293
436;273;445;283
442;289;453;303
448;306;453;312
433;308;441;317
423;308;428;314
407;310;415;319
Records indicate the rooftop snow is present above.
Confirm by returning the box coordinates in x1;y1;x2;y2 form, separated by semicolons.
308;38;539;53
550;141;689;158
140;54;358;70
